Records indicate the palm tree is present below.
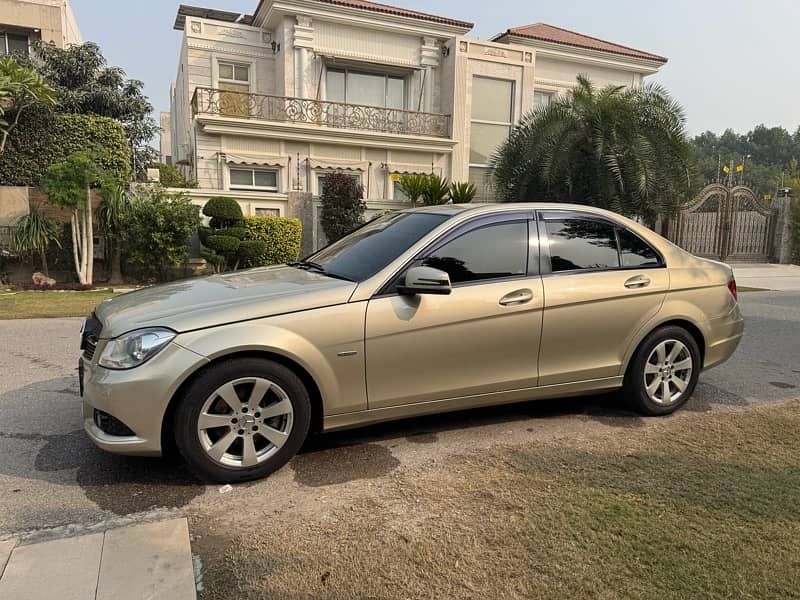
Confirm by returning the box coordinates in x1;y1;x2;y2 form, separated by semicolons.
11;207;62;277
96;182;130;284
492;75;695;224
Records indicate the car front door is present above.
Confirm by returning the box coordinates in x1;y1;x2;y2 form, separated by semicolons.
364;214;544;409
537;212;669;386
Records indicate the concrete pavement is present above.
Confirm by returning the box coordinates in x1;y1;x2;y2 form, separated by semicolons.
0;518;196;600
731;263;800;291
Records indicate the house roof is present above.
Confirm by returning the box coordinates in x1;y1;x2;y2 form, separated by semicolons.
253;0;473;30
495;23;667;64
174;4;251;30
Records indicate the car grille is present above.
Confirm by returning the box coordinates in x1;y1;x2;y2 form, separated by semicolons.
81;314;102;361
84;337;98;360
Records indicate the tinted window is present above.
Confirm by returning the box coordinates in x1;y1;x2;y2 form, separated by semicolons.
546;218;620;272
618;228;660;267
308;212;449;282
420;221;528;284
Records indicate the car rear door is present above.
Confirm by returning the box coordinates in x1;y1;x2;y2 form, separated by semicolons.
364;212;544;409
537;211;669;386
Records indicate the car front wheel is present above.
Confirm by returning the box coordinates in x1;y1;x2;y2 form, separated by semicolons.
174;358;311;483
623;325;701;416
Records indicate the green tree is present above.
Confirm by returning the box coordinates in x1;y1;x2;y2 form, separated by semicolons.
121;188;200;280
493;75;694;223
26;42;157;178
0;56;56;154
200;197;246;271
153;162;196;188
96;182;130;283
397;174;428;207
320;172;366;242
11;207;61;277
40;152;107;285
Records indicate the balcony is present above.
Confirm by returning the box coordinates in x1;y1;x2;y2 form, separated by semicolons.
191;87;451;139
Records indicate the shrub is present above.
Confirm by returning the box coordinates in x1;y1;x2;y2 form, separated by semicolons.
449;181;476;204
121;188;201;280
238;240;269;268
219;226;247;240
153;162;196;188
0;109;131;185
320;172;366;242
205;235;241;255
244;216;302;265
422;174;450;205
202;196;244;227
397;174;428;206
197;225;212;245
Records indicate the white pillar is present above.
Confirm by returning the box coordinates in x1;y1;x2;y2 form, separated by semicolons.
293;16;314;99
420;37;440;113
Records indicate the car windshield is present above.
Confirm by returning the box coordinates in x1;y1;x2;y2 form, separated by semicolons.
304;212;450;282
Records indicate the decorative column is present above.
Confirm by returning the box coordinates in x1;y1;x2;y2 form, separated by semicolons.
420;37;440;113
293;16;314;99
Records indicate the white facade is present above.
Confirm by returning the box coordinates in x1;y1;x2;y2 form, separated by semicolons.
169;0;666;215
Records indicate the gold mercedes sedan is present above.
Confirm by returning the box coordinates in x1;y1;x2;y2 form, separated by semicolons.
79;203;743;482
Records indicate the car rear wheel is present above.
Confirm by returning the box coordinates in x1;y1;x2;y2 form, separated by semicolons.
623;325;700;416
174;358;311;483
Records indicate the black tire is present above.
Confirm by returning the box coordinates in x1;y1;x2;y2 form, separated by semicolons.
623;325;701;416
174;358;311;483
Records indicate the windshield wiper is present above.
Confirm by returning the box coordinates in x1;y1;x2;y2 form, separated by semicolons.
290;261;355;282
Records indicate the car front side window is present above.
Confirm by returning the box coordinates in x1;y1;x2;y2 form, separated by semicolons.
417;220;529;285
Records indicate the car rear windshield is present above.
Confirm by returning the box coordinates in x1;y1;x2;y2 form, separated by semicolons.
307;212;450;282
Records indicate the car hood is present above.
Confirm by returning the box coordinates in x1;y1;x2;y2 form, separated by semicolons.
94;266;356;338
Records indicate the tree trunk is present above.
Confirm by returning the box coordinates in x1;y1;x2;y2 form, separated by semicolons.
109;241;123;284
71;211;84;284
86;185;94;286
40;248;49;278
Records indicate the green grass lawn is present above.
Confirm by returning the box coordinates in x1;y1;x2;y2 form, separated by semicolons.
0;290;118;319
206;401;800;600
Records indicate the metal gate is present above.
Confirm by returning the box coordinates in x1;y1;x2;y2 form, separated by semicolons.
667;183;776;262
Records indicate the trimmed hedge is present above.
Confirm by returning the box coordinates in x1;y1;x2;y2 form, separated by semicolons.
238;240;269;268
203;196;243;226
206;235;241;254
244;216;302;266
0;109;132;185
219;226;247;240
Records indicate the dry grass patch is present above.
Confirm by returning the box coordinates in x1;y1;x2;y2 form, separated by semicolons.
203;401;800;600
0;290;117;319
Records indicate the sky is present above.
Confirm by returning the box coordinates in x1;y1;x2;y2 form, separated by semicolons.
69;0;800;138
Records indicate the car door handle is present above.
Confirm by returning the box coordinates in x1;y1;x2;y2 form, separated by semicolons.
499;289;533;306
624;275;651;289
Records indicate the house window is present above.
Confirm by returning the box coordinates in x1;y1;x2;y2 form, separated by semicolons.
229;167;279;191
317;172;361;196
255;207;280;217
326;68;405;109
218;61;251;117
469;77;514;202
534;90;553;108
1;32;30;56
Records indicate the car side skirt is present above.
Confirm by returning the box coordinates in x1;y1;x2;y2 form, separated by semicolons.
322;376;624;432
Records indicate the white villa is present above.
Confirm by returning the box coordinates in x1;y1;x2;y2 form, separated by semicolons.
167;0;666;246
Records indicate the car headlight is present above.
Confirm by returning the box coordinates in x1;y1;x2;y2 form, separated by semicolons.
98;327;176;370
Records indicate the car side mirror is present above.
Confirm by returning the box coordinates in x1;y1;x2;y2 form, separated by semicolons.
398;266;452;296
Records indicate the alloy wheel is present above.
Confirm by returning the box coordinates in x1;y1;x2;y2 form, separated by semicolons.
196;377;294;468
643;339;693;405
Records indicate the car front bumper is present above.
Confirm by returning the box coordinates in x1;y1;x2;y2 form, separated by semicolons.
81;341;208;456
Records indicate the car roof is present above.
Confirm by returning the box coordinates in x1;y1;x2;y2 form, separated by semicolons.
404;202;623;218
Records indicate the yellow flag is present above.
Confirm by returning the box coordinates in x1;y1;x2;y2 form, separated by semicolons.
736;164;744;173
722;165;730;173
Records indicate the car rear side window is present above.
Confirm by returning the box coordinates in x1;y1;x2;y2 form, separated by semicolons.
545;218;620;272
618;228;660;267
416;221;529;284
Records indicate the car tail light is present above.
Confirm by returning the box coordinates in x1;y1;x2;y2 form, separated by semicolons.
727;278;738;301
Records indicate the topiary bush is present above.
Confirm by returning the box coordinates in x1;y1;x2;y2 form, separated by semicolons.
238;240;269;268
202;196;244;227
0;109;132;185
205;235;241;255
244;216;302;265
218;226;247;240
320;172;366;242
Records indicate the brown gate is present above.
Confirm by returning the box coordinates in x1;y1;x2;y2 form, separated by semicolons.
667;183;776;262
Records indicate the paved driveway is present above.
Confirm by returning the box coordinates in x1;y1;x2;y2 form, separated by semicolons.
0;291;798;538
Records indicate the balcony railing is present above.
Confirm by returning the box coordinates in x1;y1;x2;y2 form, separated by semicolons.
191;87;451;139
